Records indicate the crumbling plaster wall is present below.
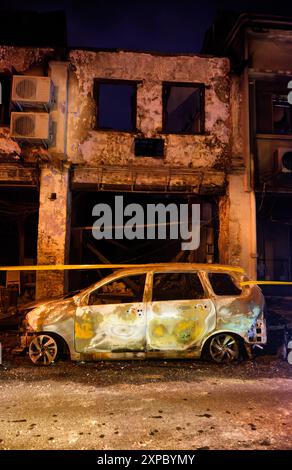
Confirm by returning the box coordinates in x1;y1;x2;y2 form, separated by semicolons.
218;174;257;278
0;46;54;73
230;75;244;170
36;164;71;299
67;50;232;171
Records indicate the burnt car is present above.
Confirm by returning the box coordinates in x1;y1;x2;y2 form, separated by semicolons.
20;263;267;365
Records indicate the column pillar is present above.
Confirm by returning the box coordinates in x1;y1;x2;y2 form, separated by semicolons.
36;164;71;299
218;173;257;279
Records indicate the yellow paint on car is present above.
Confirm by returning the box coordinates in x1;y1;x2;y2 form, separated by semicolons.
75;321;94;340
153;324;167;337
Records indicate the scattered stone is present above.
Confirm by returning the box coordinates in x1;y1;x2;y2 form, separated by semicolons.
259;439;271;446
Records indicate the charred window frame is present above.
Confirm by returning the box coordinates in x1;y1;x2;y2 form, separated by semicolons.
162;82;205;135
208;273;242;296
256;79;292;135
0;74;12;126
88;274;146;305
94;79;138;132
152;272;206;302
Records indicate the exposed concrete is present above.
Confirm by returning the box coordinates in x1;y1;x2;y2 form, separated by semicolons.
71;165;226;193
0;128;21;158
36;165;71;299
218;174;257;278
0;46;54;74
0;164;38;186
48;61;69;156
230;76;244;171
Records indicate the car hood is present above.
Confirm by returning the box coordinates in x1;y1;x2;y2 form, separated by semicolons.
26;297;76;330
19;290;81;312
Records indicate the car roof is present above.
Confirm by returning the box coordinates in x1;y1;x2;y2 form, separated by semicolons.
107;263;245;278
83;263;246;293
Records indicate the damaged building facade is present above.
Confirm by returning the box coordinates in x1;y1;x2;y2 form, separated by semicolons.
204;14;292;288
0;41;255;300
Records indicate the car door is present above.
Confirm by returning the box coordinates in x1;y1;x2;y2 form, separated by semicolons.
75;273;147;353
146;271;216;351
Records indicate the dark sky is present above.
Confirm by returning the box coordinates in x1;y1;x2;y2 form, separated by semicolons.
1;0;292;52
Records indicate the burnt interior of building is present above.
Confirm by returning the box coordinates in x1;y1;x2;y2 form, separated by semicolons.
69;191;218;291
0;188;38;306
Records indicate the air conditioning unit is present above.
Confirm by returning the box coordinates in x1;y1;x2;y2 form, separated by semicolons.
12;76;53;107
274;148;292;173
10;112;51;142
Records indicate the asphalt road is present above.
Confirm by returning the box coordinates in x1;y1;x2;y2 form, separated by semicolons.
0;334;291;450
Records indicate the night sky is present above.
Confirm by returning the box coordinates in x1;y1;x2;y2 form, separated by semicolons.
1;0;292;53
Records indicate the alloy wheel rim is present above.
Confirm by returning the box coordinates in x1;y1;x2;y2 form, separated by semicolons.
209;334;239;363
29;335;57;365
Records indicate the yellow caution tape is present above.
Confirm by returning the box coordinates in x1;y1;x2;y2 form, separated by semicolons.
241;280;292;286
0;264;291;286
0;263;244;272
0;263;159;271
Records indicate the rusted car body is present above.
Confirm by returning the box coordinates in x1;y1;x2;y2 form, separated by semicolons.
20;263;267;365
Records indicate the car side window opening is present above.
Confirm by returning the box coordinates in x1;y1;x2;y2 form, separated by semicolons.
152;272;205;302
88;274;146;306
208;273;242;296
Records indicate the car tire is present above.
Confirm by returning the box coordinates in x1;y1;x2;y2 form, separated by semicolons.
208;333;240;364
28;334;58;366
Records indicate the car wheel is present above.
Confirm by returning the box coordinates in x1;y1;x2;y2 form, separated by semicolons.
208;333;239;364
29;334;58;366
